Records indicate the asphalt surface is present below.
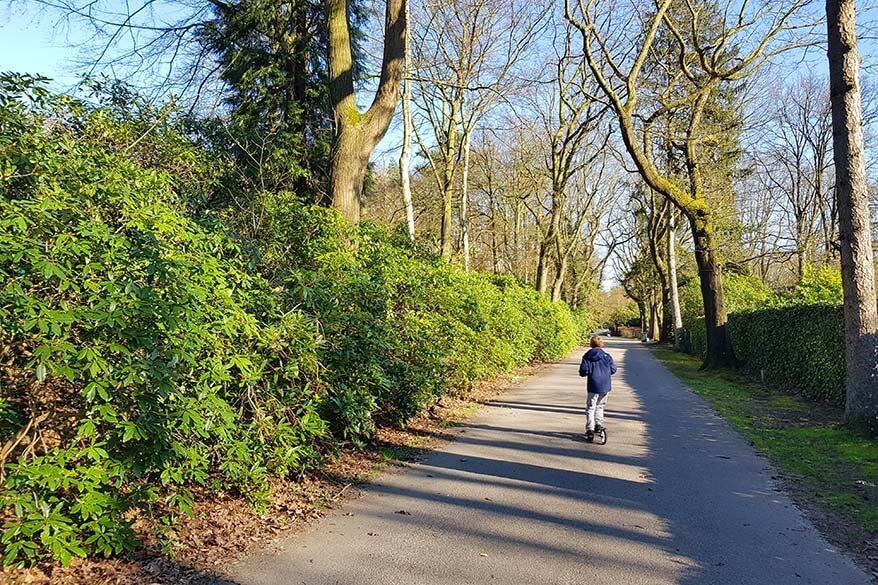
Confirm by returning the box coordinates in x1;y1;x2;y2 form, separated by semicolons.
229;339;870;585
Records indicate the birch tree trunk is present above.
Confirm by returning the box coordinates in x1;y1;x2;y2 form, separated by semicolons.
439;100;459;260
328;0;406;224
667;206;684;349
461;130;472;271
399;0;415;241
826;0;878;434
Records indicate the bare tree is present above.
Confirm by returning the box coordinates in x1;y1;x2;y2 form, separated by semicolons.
524;26;609;298
411;0;543;261
826;0;878;434
757;75;836;280
399;0;416;241
566;0;810;367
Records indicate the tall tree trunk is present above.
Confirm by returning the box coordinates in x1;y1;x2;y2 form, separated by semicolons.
690;217;736;368
539;187;563;294
329;127;370;222
667;207;684;349
536;240;550;293
489;189;500;273
439;101;459;260
399;1;415;241
328;0;406;223
551;254;568;302
827;0;878;434
514;200;522;276
569;262;580;308
637;302;647;339
649;297;662;341
461;130;472;272
645;193;669;340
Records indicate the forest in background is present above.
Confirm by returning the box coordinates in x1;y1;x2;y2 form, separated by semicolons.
1;0;878;571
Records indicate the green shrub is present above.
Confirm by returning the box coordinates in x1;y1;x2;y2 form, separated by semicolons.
608;302;640;327
728;304;844;403
785;265;843;305
0;77;326;566
272;214;579;437
684;316;708;357
0;76;581;567
572;305;601;341
675;263;844;402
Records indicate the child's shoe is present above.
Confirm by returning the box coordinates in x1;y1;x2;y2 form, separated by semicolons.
594;424;604;433
585;430;595;442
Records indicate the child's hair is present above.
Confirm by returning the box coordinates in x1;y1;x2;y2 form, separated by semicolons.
590;335;605;348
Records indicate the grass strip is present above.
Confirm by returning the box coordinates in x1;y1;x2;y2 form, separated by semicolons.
652;347;878;533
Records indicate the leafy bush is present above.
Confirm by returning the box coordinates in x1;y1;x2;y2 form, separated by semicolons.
674;261;844;401
260;206;579;438
728;305;844;403
608;302;640;327
0;76;326;566
784;265;843;305
0;77;580;566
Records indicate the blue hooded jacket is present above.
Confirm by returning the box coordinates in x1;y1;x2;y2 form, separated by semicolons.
579;348;617;394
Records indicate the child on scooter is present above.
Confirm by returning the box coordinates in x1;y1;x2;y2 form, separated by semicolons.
579;336;617;442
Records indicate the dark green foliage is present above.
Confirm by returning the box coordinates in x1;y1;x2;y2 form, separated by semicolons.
195;0;371;208
0;76;580;566
197;0;328;204
0;75;326;566
728;305;845;403
250;198;578;441
608;302;641;327
676;261;844;402
685;316;708;359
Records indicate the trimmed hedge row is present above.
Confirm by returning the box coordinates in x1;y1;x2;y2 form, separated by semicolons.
678;269;845;403
682;305;844;403
728;304;845;403
679;273;777;359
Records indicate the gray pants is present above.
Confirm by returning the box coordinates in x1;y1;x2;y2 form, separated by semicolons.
585;392;609;432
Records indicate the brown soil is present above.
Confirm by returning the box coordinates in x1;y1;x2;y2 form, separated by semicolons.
0;362;549;585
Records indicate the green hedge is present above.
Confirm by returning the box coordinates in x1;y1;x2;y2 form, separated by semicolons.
244;194;578;439
728;304;845;403
0;77;579;567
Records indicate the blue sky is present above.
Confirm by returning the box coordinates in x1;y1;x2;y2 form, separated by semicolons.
4;0;878;166
7;2;876;92
1;3;86;89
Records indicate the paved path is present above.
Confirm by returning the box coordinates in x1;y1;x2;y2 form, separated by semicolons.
229;340;870;585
